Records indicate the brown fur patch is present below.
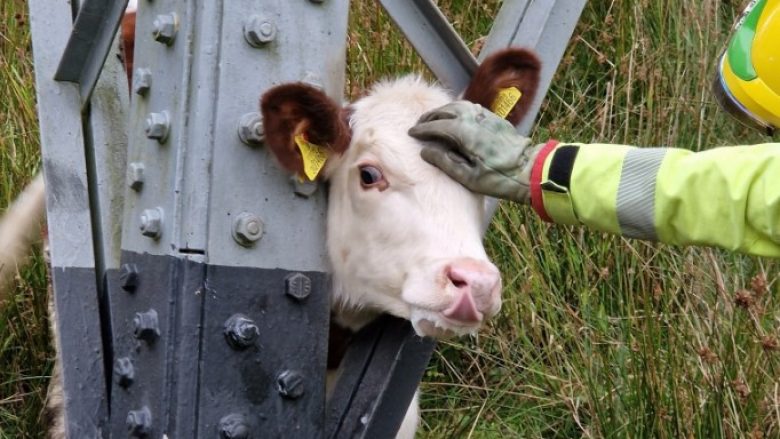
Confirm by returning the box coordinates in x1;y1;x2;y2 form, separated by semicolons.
462;48;541;125
261;84;351;176
121;11;136;88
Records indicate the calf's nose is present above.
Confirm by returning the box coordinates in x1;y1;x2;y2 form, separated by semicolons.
442;259;501;324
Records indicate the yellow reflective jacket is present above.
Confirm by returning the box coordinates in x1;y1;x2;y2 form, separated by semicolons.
532;143;780;258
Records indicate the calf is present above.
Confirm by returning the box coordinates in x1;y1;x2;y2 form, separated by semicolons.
261;47;540;436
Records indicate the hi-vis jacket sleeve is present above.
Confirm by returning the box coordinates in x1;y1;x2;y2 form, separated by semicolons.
529;142;780;258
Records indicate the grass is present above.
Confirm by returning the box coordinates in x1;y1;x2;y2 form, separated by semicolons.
2;0;779;437
0;1;53;438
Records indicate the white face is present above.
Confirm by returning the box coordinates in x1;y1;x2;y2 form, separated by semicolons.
325;77;502;338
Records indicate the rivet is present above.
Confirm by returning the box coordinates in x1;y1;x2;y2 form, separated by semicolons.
285;273;311;301
119;263;139;291
237;112;264;146
291;177;318;198
152;13;178;45
133;309;160;343
243;15;277;47
126;406;152;437
114;357;135;388
218;413;250;439
145;111;170;143
276;370;304;399
232;212;264;247
129;162;145;191
139;207;163;239
223;314;259;350
132;68;152;95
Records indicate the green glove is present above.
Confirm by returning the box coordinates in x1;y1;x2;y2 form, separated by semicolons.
408;100;542;204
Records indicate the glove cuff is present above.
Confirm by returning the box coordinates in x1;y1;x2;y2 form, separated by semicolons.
529;140;559;221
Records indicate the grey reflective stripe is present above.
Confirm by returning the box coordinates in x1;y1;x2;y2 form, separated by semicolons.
616;148;668;240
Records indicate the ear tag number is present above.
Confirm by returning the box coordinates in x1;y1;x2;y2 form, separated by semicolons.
491;87;522;119
294;133;329;181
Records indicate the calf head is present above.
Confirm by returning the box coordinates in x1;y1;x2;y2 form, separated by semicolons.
261;48;540;338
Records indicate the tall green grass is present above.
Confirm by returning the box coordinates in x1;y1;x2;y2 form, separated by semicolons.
0;1;52;437
2;0;779;437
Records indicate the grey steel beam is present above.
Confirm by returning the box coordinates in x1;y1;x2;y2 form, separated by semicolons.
54;0;130;106
377;0;478;93
482;0;588;135
29;0;108;436
326;316;435;439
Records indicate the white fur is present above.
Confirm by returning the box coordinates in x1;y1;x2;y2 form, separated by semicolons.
325;76;502;337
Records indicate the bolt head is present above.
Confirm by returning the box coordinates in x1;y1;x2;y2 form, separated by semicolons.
291;176;318;198
152;13;177;45
145;111;170;143
219;414;250;439
237;112;264;146
232;212;264;247
243;16;276;47
133;309;160;343
127;406;152;437
133;68;152;95
139;208;163;239
285;273;311;301
119;263;139;291
223;314;259;350
277;370;305;399
129;162;145;191
114;357;135;388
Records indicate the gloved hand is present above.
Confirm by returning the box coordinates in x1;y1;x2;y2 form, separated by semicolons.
408;100;542;204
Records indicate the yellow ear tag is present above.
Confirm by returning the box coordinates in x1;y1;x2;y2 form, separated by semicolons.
490;87;522;119
294;133;329;181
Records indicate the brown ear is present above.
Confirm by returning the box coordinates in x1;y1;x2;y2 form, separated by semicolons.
260;83;351;176
462;48;541;125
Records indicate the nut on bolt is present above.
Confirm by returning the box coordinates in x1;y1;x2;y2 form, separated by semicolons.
223;314;259;350
237;112;264;146
119;263;139;291
139;207;163;239
133;309;160;343
127;406;152;437
243;15;277;47
232;212;264;246
145;111;170;143
152;13;178;45
114;357;135;388
285;273;311;301
129;162;145;191
133;68;152;95
277;370;305;399
219;414;250;439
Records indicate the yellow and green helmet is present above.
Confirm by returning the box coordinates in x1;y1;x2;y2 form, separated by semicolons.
714;0;780;135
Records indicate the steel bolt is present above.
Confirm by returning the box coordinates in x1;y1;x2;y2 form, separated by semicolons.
114;357;135;388
133;68;152;95
119;263;139;291
243;15;277;47
129;162;145;191
152;13;178;45
126;406;152;437
291;177;318;198
285;273;311;301
232;212;264;247
276;370;305;399
145;111;170;143
237;112;264;146
223;314;259;350
218;413;250;439
139;207;163;239
133;309;160;343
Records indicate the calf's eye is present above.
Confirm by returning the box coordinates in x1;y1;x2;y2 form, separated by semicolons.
359;165;384;189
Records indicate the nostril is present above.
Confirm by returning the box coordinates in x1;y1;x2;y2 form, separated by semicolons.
447;266;469;289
